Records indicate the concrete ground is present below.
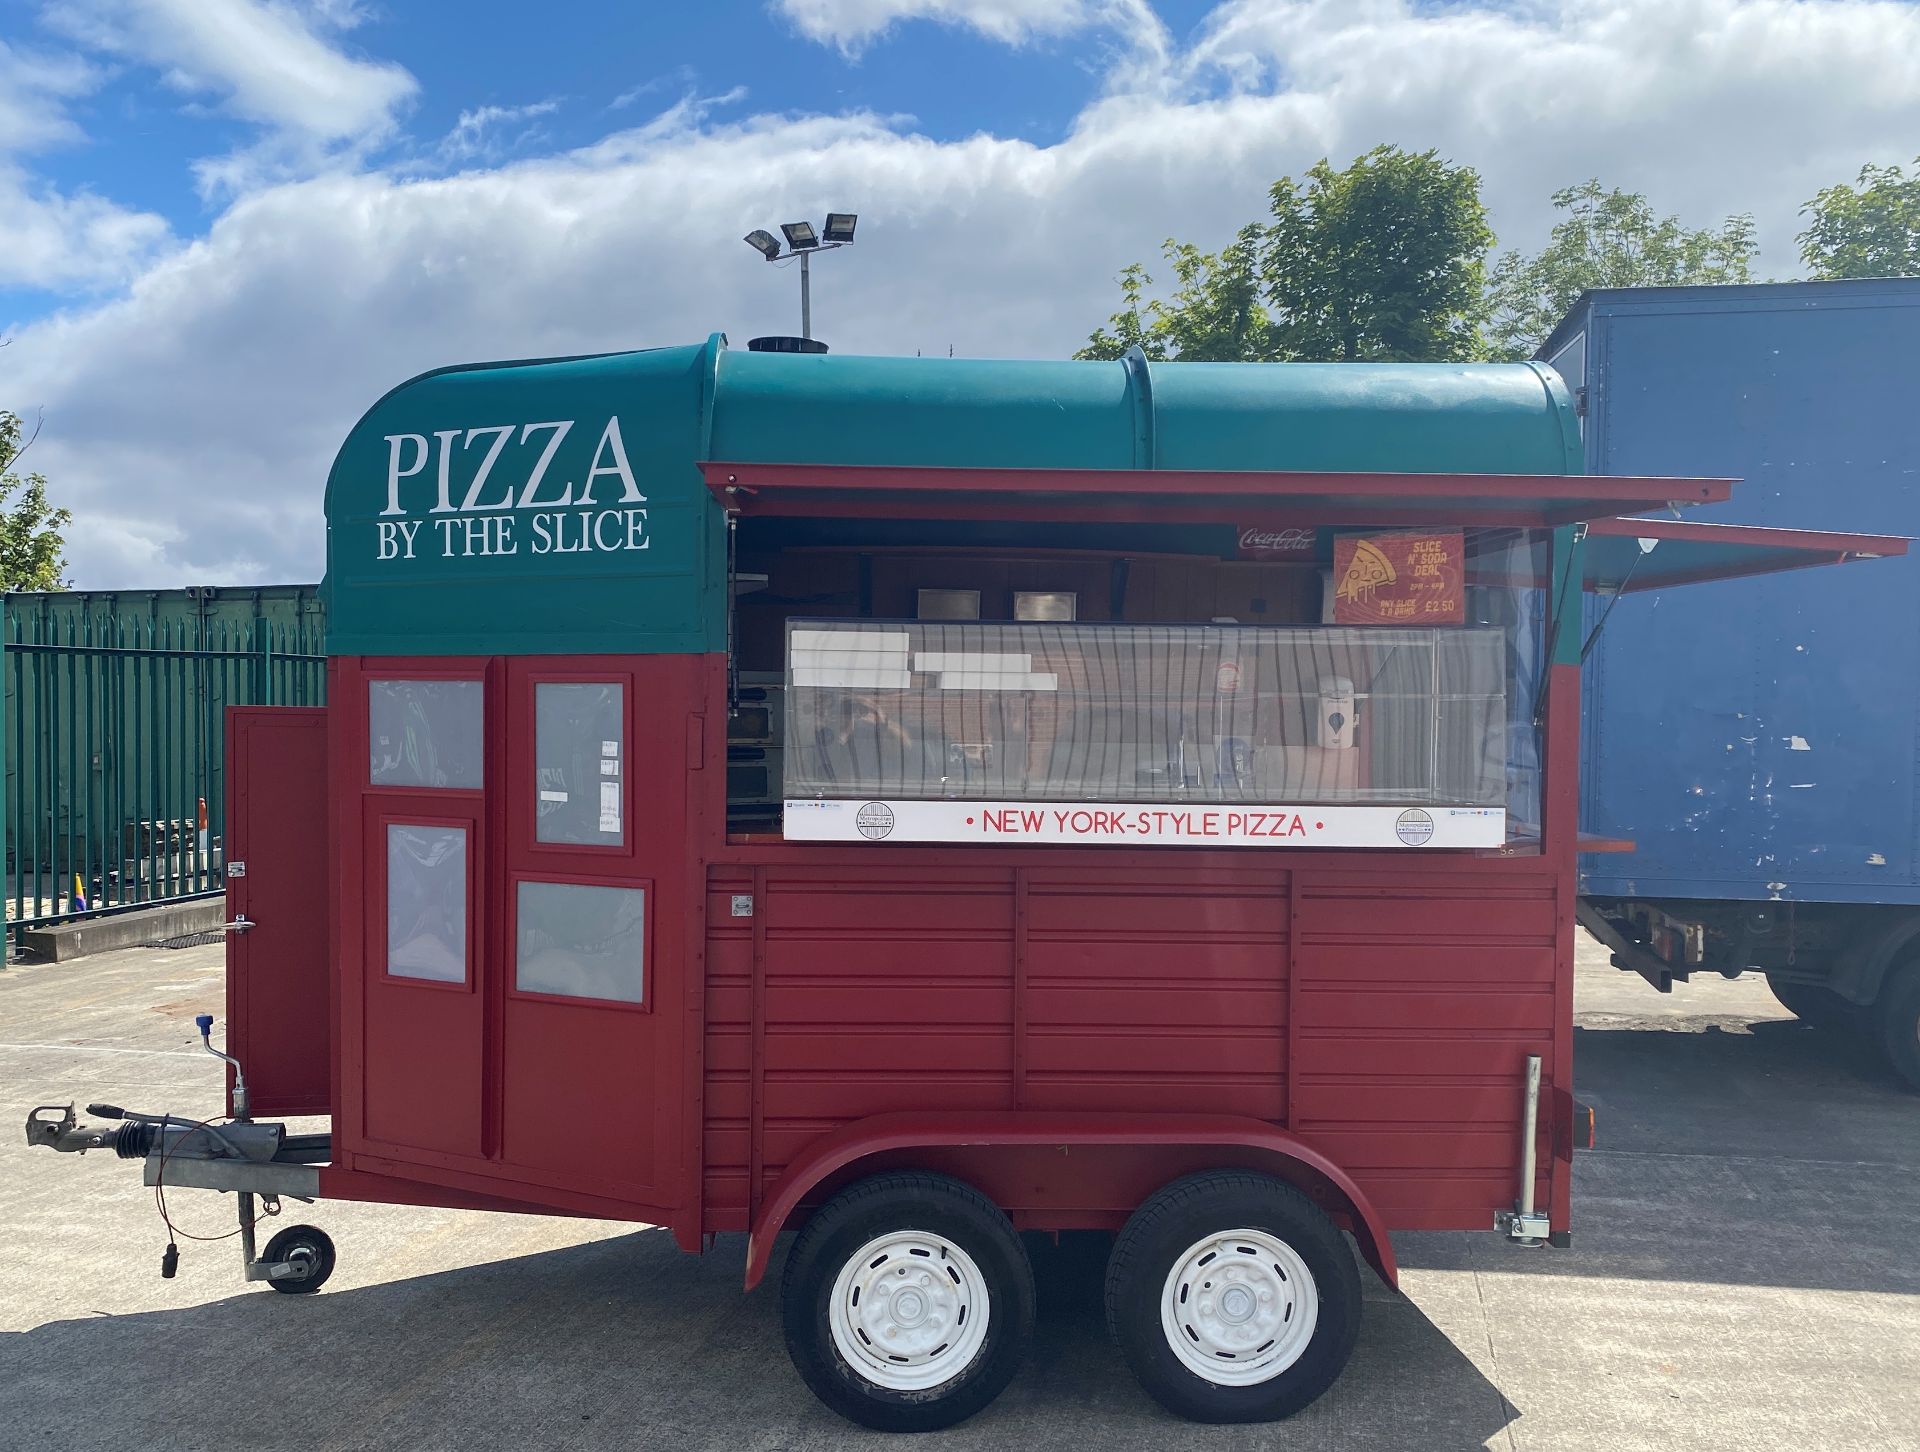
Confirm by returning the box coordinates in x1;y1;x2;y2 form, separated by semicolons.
2;937;1916;1452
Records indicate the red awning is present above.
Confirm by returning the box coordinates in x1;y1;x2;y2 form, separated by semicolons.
1583;518;1908;592
700;462;1733;530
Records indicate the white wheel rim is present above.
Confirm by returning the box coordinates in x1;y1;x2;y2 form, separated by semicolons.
1160;1228;1319;1386
828;1230;992;1392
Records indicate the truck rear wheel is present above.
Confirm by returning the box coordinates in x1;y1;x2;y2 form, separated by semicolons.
780;1171;1035;1432
1104;1171;1360;1423
1873;962;1920;1093
1765;974;1856;1029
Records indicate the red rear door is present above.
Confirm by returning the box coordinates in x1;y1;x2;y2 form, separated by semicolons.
226;706;332;1117
354;663;488;1162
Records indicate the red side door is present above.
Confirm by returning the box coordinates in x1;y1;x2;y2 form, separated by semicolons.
494;658;693;1205
226;707;332;1117
339;655;701;1222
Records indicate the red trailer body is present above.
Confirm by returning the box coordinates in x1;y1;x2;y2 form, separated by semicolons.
257;642;1591;1259
306;496;1619;1267
31;341;1903;1432
240;646;1584;1280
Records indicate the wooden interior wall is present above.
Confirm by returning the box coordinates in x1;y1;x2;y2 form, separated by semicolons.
732;547;1323;673
872;555;1116;622
1126;557;1321;627
734;551;862;671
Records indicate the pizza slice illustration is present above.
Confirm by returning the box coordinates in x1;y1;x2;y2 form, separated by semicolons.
1336;538;1398;604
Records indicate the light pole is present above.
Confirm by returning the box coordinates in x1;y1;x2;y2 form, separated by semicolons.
743;213;857;341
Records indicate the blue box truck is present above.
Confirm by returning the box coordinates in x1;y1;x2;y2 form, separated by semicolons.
1550;279;1920;1089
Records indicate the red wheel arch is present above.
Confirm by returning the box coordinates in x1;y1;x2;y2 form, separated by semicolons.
743;1110;1398;1292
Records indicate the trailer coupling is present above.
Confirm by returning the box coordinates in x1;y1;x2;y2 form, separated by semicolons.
27;1102;296;1164
24;1101;336;1289
22;1016;339;1294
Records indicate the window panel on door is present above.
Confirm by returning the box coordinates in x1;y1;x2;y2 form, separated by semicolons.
535;682;625;845
370;680;483;788
515;880;646;1003
386;824;468;983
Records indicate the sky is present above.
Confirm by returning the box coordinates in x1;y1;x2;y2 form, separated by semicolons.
2;0;1919;587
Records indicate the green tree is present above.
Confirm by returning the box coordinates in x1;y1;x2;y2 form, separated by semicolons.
1078;226;1271;362
1485;181;1757;360
0;410;72;591
1799;160;1920;280
1077;145;1494;363
1264;146;1493;362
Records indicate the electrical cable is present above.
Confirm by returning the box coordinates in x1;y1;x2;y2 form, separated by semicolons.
150;1113;281;1250
1531;526;1588;731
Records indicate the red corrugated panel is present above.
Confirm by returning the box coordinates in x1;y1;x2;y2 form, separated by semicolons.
702;869;755;1221
1292;877;1557;1223
704;853;1569;1235
1024;872;1290;1128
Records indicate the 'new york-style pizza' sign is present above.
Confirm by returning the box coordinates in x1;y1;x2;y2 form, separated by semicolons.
783;798;1506;849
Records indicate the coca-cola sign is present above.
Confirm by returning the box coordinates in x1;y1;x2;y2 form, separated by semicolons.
1236;525;1317;559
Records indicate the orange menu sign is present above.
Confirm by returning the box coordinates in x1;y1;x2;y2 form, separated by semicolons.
1332;530;1465;625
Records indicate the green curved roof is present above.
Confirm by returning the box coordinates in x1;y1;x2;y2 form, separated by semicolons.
708;349;1579;475
323;335;1580;656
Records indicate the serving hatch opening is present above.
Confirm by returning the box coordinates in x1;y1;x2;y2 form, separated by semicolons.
722;505;1560;851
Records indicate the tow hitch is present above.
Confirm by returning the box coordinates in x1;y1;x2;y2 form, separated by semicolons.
23;1014;338;1292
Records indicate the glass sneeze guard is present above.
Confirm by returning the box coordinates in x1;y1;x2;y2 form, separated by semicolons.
783;620;1508;811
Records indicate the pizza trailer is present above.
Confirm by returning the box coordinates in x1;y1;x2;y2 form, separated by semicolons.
27;337;1901;1431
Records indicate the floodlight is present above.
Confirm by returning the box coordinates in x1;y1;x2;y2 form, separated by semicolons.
745;212;862;341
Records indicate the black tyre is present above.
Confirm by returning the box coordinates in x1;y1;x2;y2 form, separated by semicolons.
262;1224;335;1294
780;1171;1035;1432
1104;1171;1361;1424
1874;961;1920;1093
1766;974;1856;1029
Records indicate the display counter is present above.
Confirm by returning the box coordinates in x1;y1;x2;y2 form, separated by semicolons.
780;618;1512;849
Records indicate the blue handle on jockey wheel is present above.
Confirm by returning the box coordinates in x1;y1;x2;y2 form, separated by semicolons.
195;1014;214;1037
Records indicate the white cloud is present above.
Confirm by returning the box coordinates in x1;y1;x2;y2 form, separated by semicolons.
0;40;174;290
44;0;418;190
0;166;174;292
773;0;1169;59
434;99;562;167
4;1;1920;585
1155;0;1920;255
0;41;97;152
612;68;695;111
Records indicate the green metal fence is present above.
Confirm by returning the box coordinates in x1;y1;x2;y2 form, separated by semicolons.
3;588;326;929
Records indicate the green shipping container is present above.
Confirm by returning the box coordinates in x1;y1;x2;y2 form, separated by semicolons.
2;584;325;930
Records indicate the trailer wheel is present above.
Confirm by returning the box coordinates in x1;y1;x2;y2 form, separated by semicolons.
1104;1171;1360;1423
780;1171;1035;1432
1874;961;1920;1093
262;1225;335;1294
1765;975;1857;1029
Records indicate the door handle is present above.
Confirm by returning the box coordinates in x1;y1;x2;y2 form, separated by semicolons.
223;916;256;934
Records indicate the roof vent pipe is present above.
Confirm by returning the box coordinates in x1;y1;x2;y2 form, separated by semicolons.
747;336;829;354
